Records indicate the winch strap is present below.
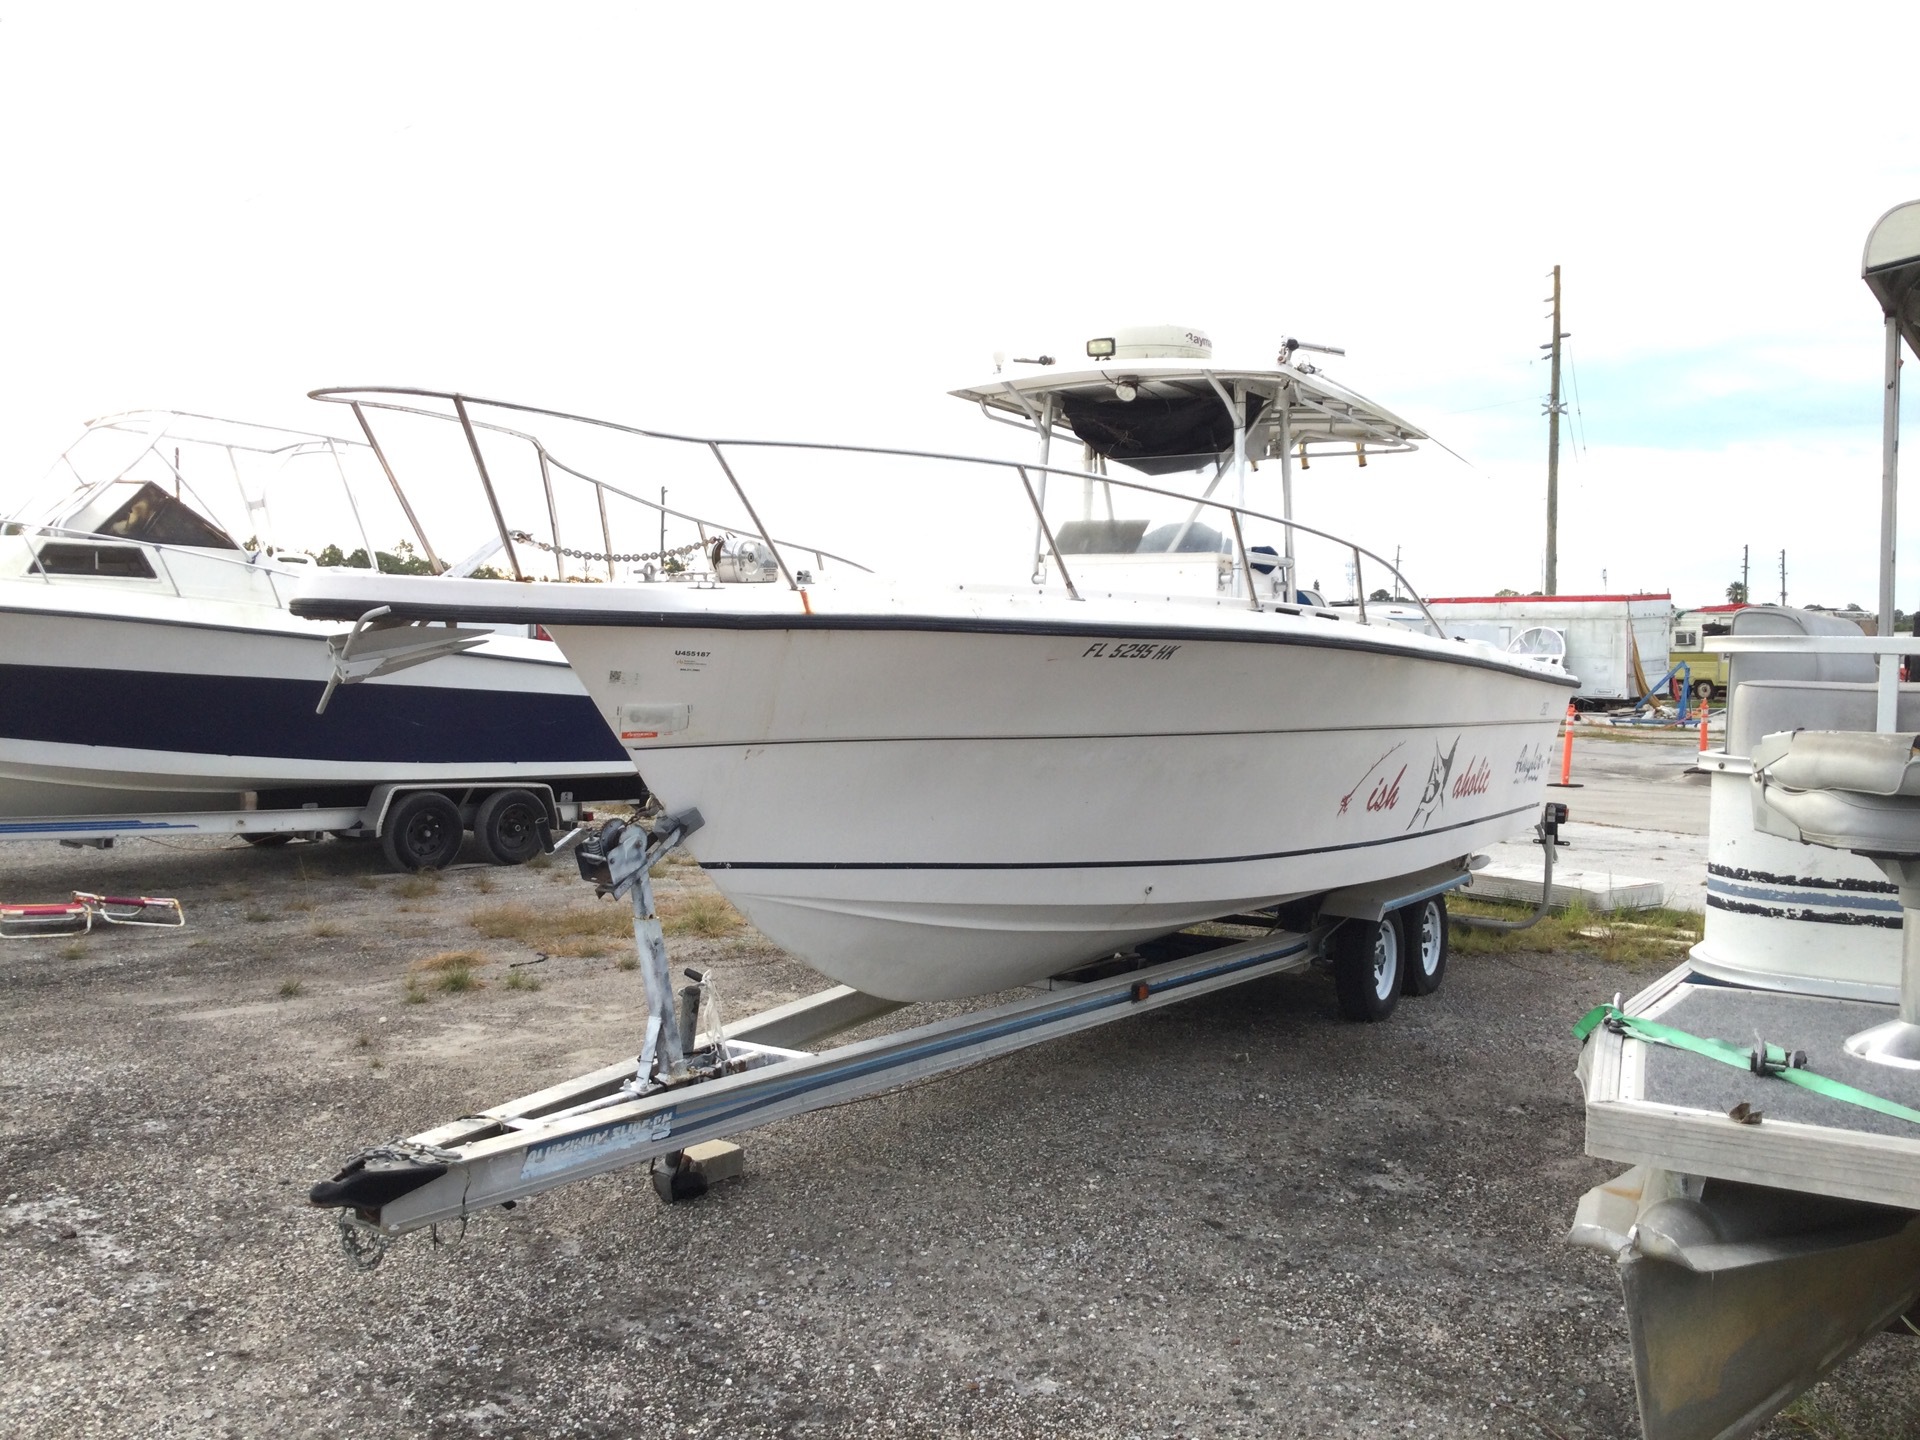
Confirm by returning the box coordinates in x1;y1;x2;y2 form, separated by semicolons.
1574;1002;1920;1127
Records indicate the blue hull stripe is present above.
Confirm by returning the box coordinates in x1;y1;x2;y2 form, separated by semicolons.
1707;875;1904;914
0;662;629;768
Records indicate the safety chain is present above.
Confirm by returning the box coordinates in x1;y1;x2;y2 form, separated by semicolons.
509;530;715;565
329;1139;467;1271
337;1214;392;1271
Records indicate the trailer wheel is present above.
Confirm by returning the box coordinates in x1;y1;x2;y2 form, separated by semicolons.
473;789;548;866
381;791;464;872
1692;678;1715;705
1330;917;1402;1022
1400;896;1450;996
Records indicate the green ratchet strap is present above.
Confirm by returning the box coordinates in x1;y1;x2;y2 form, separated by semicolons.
1575;1001;1920;1127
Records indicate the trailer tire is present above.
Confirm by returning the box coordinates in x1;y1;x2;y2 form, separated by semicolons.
381;791;464;872
474;789;548;866
1692;678;1715;705
1400;896;1449;996
1330;916;1402;1022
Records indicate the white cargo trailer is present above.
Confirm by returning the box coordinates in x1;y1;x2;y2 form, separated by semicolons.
1422;593;1672;705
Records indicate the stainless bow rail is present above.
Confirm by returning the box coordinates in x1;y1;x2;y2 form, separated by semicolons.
307;386;1450;635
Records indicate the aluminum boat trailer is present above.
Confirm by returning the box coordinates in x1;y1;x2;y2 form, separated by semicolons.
309;807;1552;1258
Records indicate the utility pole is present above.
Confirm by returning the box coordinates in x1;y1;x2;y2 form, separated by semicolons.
1742;544;1749;603
1779;549;1787;606
660;487;667;560
1543;266;1567;595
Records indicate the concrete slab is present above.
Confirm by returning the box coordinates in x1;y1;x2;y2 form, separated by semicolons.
1482;823;1708;913
1471;863;1668;912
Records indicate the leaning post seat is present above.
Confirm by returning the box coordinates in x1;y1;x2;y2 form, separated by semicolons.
1692;607;1917;1000
1752;729;1920;1067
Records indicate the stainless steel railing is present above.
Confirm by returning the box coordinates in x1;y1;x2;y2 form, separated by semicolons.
308;385;1447;637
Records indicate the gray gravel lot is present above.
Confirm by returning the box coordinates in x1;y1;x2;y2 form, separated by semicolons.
2;834;1916;1439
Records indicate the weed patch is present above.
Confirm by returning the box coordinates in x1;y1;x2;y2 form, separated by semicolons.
504;969;542;992
470;902;632;954
661;892;743;938
243;909;275;924
278;979;305;998
310;920;344;938
1450;896;1701;968
395;872;442;899
410;949;488;994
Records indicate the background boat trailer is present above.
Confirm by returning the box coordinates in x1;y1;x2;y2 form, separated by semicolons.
309;804;1567;1263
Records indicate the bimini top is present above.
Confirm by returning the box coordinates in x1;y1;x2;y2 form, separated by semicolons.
1865;200;1920;357
951;325;1428;476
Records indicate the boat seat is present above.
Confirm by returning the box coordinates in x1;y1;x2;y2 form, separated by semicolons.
1752;729;1920;1067
1751;730;1920;853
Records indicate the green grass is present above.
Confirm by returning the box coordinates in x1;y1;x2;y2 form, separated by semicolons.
278;979;305;998
409;949;487;995
503;969;542;992
310;919;344;938
59;941;85;960
1450;895;1702;967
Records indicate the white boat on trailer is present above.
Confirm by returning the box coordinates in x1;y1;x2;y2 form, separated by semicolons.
0;411;645;867
292;327;1575;1000
1570;201;1920;1440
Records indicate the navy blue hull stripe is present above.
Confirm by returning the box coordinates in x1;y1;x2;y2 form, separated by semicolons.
0;662;631;768
704;801;1536;871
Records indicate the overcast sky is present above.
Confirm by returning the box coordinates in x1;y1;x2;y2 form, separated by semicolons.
4;3;1919;609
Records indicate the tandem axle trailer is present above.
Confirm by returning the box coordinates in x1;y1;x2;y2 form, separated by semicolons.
0;780;610;872
308;805;1565;1259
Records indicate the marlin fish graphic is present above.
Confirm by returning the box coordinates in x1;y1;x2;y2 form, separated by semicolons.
1407;737;1460;831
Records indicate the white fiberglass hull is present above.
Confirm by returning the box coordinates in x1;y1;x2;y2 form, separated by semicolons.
296;573;1573;1000
0;590;640;820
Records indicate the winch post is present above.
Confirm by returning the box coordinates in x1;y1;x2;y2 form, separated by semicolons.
575;810;704;1084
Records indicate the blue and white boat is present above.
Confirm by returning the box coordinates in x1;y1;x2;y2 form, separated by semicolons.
0;411;641;825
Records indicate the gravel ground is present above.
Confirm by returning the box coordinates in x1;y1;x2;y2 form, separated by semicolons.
2;834;1918;1439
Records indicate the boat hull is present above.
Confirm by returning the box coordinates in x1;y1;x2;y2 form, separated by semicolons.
0;600;639;818
550;613;1567;999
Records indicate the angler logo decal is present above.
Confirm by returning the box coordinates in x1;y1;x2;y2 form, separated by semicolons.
1513;743;1547;785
